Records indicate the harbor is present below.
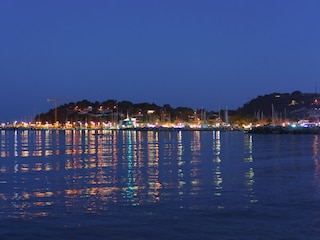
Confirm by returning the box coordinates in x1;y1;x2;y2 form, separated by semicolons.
0;120;238;132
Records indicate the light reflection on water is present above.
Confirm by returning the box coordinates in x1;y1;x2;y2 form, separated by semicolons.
313;135;320;198
1;129;320;239
0;129;243;217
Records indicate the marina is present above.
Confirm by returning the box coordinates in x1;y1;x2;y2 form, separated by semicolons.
2;1;320;239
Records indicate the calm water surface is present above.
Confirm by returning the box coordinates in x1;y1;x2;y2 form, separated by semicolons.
0;129;320;239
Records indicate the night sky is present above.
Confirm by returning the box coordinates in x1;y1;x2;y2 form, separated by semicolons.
1;0;320;122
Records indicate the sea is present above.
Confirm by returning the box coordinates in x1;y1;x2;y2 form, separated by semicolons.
0;129;320;240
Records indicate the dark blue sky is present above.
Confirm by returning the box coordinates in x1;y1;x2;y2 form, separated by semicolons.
1;0;320;122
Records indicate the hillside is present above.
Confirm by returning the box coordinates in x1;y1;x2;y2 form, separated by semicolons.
35;100;201;124
237;91;320;121
35;91;320;125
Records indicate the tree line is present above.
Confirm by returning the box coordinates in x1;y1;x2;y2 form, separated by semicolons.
35;99;221;124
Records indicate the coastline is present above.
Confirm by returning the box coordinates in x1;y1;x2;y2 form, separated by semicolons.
0;125;238;132
247;125;320;134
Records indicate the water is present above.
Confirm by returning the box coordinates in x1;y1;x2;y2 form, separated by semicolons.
0;129;320;239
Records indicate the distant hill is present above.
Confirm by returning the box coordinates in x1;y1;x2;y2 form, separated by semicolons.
237;91;320;121
35;91;320;124
35;100;199;124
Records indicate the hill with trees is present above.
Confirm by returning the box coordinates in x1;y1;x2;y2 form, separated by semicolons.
35;100;219;125
35;91;320;126
236;91;320;123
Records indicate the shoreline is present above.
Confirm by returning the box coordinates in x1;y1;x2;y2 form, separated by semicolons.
247;125;320;134
0;126;238;132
